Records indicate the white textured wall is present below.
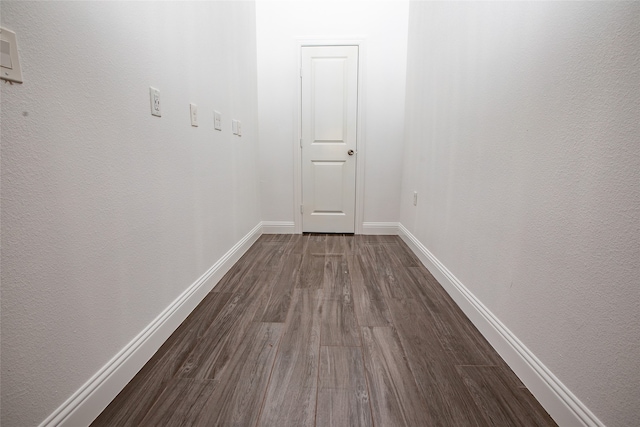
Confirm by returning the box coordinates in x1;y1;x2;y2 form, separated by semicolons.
256;0;409;224
400;2;640;426
0;1;260;426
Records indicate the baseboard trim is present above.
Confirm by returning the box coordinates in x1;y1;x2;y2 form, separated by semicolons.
361;222;399;235
40;223;263;427
397;223;603;427
261;221;296;234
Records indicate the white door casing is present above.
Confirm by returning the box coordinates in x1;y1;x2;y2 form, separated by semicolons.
301;45;359;233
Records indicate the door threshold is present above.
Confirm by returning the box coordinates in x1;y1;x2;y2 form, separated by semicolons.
302;232;355;236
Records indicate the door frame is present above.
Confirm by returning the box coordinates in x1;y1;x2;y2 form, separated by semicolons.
293;37;366;234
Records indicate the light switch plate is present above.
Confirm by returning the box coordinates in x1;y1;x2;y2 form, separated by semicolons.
214;111;222;131
236;120;242;137
190;103;198;127
232;119;238;135
1;27;23;84
149;87;161;117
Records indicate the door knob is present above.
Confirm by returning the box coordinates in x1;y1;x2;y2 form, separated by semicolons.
348;149;354;156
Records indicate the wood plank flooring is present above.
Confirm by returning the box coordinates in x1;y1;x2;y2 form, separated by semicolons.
92;234;556;427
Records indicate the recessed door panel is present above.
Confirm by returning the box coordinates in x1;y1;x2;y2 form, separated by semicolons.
312;59;347;143
311;161;346;214
301;46;358;233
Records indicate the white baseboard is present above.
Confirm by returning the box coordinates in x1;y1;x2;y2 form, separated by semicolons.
398;223;603;427
40;223;263;427
361;222;399;235
261;221;296;234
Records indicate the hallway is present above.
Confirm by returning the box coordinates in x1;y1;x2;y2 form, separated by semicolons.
93;234;556;426
3;1;638;425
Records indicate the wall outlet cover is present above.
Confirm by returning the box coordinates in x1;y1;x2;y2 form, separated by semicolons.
190;103;198;127
214;111;222;131
149;87;161;117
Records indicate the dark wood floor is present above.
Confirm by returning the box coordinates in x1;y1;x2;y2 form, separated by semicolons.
92;234;556;427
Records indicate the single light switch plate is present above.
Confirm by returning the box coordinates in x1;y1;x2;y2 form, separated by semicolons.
413;191;418;206
232;119;238;135
190;103;198;127
236;120;242;137
1;27;23;83
149;87;161;117
214;111;222;131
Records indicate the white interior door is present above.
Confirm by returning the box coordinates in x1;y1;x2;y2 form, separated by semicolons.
301;45;358;233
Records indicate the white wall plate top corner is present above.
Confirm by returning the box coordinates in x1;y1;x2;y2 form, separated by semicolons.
1;27;24;84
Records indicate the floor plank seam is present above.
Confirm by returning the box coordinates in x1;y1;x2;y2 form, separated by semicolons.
349;272;376;427
252;323;283;427
359;350;376;427
314;296;323;427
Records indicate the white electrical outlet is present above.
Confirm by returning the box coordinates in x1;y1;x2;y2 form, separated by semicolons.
149;87;161;117
190;103;198;127
413;191;418;206
214;111;222;131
